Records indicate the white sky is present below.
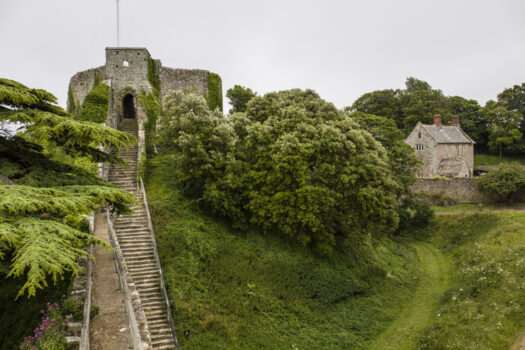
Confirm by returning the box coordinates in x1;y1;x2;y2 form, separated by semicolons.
1;0;524;109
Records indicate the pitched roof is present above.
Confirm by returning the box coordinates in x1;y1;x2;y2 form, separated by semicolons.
420;123;476;144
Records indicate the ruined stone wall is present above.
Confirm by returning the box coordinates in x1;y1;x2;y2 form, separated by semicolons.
411;178;525;204
159;67;208;102
68;66;106;113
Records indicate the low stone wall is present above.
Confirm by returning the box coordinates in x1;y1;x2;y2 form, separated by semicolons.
411;178;525;204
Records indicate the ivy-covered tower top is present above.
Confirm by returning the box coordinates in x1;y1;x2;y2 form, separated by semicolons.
67;46;222;135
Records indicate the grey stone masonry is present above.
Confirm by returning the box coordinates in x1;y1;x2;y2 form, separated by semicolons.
405;116;475;178
67;47;216;167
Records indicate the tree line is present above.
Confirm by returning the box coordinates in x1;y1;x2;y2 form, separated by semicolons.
347;78;525;158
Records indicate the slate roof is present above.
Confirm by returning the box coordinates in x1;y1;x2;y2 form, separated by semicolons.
420;123;476;144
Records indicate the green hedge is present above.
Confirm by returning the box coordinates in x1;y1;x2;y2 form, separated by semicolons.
78;82;109;123
206;72;223;112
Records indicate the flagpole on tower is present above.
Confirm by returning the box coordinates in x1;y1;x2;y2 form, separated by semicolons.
116;0;120;47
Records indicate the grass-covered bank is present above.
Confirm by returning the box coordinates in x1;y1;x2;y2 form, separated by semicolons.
417;211;525;349
145;155;422;349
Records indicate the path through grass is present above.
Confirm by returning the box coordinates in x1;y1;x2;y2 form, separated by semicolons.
370;241;451;350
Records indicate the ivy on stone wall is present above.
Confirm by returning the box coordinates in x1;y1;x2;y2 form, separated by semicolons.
66;86;77;117
78;82;109;123
147;57;161;95
206;72;223;112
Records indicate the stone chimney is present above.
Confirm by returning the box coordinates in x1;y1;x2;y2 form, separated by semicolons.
434;114;442;126
452;115;460;127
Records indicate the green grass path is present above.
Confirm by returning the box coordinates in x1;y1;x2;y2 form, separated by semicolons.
370;241;451;350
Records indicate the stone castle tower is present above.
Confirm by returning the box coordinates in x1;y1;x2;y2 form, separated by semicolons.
68;47;222;161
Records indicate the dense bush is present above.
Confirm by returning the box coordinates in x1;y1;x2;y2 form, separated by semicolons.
158;89;400;254
477;163;525;203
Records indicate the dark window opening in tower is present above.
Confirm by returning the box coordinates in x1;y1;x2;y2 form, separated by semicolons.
123;94;136;119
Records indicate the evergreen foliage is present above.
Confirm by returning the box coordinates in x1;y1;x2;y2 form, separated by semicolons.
78;81;109;123
158;89;400;254
0;78;135;296
206;72;223;112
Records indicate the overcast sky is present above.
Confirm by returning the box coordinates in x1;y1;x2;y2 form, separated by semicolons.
2;0;524;109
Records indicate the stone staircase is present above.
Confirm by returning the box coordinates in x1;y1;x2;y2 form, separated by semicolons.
108;118;177;350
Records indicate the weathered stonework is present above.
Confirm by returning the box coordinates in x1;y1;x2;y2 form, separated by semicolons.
68;66;106;113
405;116;475;178
412;178;525;204
67;47;220;167
159;67;208;102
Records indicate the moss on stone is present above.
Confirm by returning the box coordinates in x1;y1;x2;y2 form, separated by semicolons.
147;57;161;95
78;82;109;123
206;72;223;112
66;85;77;117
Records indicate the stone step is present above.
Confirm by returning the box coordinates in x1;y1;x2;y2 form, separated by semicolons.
145;308;168;318
155;345;176;350
151;338;175;347
141;299;164;308
131;272;160;281
128;266;158;274
116;230;151;236
139;293;164;302
121;246;154;253
137;285;162;294
147;318;171;327
124;253;154;261
119;240;154;246
150;327;173;336
118;237;153;243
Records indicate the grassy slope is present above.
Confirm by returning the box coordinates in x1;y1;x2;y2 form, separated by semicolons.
145;155;421;350
418;211;525;349
371;241;450;350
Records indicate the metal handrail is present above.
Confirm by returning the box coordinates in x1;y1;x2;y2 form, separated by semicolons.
139;178;180;350
106;210;145;350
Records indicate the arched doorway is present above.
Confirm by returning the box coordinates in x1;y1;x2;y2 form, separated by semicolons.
122;94;136;119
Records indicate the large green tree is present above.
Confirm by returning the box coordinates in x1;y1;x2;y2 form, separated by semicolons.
226;85;257;114
496;83;525;153
482;100;522;158
0;78;135;297
348;112;420;196
159;89;400;255
448;96;486;144
350;77;449;134
347;89;404;128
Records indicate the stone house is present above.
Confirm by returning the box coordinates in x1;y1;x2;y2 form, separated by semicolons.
405;115;475;178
